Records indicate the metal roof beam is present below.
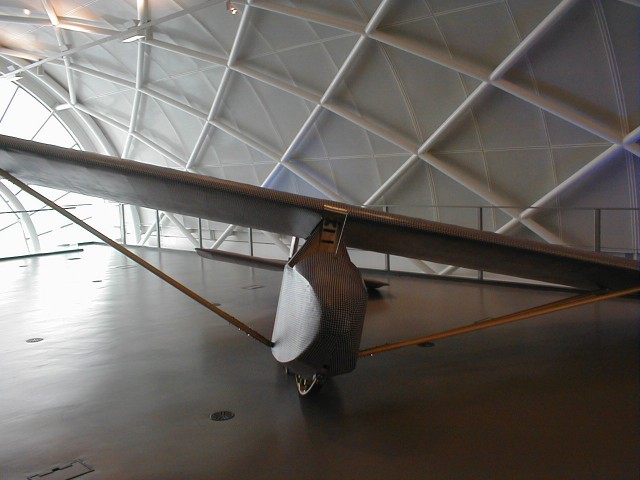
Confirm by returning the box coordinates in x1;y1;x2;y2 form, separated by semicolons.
140;87;206;119
0;47;42;62
185;1;254;170
121;0;149;159
0;14;49;25
143;39;227;66
363;0;579;206
246;0;363;34
139;212;166;246
74;103;186;168
489;0;582;81
185;0;378;247
56;21;119;36
370;30;488;81
370;14;629;151
325;101;565;244
232;64;321;104
40;0;59;26
39;1;78;107
1;56;117;156
49;60;208;120
0;13;119;35
56;58;346;202
3;1;219;77
49;60;135;89
164;212;199;247
54;62;348;204
437;143;629;276
234;0;393;208
518;145;625;222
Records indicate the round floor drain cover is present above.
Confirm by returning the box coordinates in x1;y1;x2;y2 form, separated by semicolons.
26;338;44;343
210;411;235;421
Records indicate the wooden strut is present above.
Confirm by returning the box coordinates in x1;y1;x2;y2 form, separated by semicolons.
0;169;274;348
359;285;640;357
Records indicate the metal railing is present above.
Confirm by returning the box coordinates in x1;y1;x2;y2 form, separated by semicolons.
3;204;637;276
123;205;639;264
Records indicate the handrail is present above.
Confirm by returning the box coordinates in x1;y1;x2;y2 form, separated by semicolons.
1;201;638;264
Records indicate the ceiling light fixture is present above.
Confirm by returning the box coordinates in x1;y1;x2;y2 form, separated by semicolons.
227;1;239;14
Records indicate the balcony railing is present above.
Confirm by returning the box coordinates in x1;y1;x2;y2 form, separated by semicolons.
118;204;639;284
2;203;637;284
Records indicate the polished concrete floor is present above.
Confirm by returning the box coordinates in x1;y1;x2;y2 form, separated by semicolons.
1;245;638;479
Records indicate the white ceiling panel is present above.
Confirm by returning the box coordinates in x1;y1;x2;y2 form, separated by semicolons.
241;34;360;97
506;0;564;37
264;0;370;24
473;88;548;150
268;165;330;198
199;123;277;168
434;1;521;70
154;6;236;57
217;72;312;155
485;148;556;206
0;0;636;255
506;0;631;133
240;6;349;60
294;108;397;164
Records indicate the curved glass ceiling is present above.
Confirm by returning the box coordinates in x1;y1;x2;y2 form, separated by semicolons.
0;80;117;258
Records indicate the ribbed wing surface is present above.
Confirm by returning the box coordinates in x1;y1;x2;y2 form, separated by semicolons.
0;135;637;291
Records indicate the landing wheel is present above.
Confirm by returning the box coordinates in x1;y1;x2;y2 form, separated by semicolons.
295;374;324;396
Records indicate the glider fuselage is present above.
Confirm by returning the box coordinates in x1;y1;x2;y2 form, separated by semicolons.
271;250;367;378
270;206;368;383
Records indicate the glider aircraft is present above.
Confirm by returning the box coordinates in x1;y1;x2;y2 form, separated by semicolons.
0;134;638;395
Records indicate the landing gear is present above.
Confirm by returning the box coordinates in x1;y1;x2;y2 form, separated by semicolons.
294;374;324;396
282;366;325;396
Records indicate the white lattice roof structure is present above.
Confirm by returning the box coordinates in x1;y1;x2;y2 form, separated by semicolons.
0;0;638;261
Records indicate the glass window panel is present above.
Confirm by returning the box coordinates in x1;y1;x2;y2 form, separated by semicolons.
0;85;120;258
0;81;17;121
0;222;29;257
0;88;50;139
33;116;77;148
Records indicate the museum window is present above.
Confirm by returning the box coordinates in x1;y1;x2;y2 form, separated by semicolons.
0;80;118;258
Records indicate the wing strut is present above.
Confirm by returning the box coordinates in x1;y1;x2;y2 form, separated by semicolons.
0;169;274;348
359;286;640;357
